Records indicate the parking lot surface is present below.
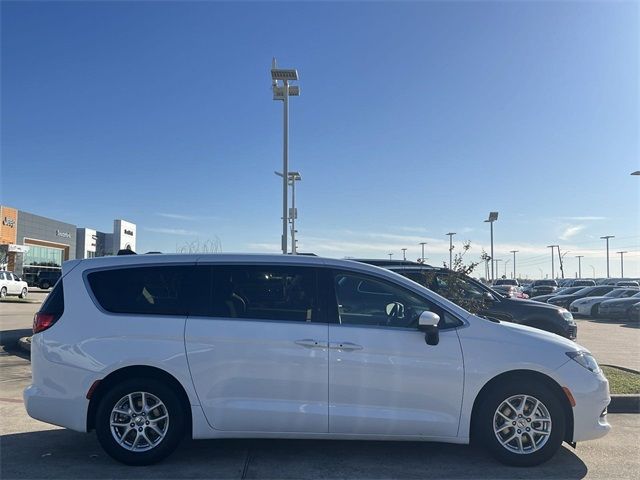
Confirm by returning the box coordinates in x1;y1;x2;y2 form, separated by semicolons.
1;294;639;479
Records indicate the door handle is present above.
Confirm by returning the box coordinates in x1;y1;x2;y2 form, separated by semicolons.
295;339;327;349
330;342;363;352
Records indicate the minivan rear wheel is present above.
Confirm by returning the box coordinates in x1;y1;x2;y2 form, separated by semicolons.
476;380;565;466
95;378;185;465
19;287;28;299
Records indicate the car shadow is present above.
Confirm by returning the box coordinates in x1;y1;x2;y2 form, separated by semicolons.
0;328;32;360
0;429;589;479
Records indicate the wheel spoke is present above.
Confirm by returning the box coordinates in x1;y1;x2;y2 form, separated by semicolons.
496;410;513;422
526;433;538;451
148;423;164;437
110;420;130;427
118;427;133;445
499;431;517;446
496;424;512;433
531;427;551;436
111;391;169;452
494;394;552;456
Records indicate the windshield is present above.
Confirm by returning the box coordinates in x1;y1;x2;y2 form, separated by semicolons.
572;287;595;296
535;280;557;286
605;289;635;298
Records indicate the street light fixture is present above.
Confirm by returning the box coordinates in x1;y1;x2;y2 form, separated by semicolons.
388;253;393;260
510;250;518;280
446;232;456;269
631;171;640;175
600;235;615;278
271;58;300;255
575;255;584;279
418;242;427;264
617;251;628;278
401;248;407;261
547;245;558;279
484;212;498;281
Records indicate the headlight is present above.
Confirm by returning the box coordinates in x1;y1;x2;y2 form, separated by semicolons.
560;309;574;322
566;351;600;374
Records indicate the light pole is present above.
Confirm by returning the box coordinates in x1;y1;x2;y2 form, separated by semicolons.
590;265;596;278
494;259;502;279
271;58;300;254
419;242;427;264
575;255;584;278
510;250;518;280
504;259;511;278
484;212;498;281
446;232;456;269
600;235;614;278
617;251;628;278
388;253;393;260
547;245;558;279
538;268;544;279
275;171;302;254
401;248;407;261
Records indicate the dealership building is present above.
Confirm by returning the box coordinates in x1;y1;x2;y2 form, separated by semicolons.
0;205;136;284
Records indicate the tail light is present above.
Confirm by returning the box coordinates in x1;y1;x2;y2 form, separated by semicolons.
33;312;60;334
32;278;64;334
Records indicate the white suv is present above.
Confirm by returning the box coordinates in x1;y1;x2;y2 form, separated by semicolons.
24;254;610;466
0;270;29;299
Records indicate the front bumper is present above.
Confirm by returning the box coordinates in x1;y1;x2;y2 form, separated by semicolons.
570;303;594;316
554;359;611;442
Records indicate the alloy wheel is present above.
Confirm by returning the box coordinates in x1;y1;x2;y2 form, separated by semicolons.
493;394;552;454
109;391;169;452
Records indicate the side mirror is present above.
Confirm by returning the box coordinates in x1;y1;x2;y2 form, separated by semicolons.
418;311;440;346
483;292;494;302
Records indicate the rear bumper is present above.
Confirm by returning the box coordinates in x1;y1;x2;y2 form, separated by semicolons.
24;384;89;432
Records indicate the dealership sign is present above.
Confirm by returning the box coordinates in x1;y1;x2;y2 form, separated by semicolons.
56;230;72;238
3;217;15;227
8;244;29;253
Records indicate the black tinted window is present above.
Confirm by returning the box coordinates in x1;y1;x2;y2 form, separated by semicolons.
209;265;318;322
41;278;64;315
88;265;206;316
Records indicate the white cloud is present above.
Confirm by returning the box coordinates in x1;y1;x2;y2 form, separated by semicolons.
145;227;199;236
559;225;586;241
558;216;606;221
155;213;218;221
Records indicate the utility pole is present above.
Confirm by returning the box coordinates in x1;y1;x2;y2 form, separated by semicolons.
388;253;393;260
484;212;498;281
617;251;628;278
510;250;518;280
504;259;511;278
600;236;614;278
401;248;407;261
446;232;456;269
575;255;584;278
556;246;565;279
419;242;427;264
547;245;558;279
495;259;502;279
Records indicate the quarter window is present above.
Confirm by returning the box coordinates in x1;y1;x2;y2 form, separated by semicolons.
87;266;202;316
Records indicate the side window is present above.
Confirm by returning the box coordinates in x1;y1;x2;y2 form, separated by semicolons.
332;271;457;329
87;265;202;316
210;265;318;322
0;272;5;280
7;273;14;281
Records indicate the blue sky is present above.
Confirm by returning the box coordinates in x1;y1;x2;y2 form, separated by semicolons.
2;1;638;278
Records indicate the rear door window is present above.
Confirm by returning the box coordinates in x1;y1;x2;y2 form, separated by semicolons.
208;265;319;322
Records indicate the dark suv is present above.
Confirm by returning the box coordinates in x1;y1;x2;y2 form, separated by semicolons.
36;271;62;290
356;260;577;339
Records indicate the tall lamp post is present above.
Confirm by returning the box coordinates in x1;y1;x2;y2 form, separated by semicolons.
510;250;518;280
446;232;456;269
494;259;502;279
271;58;300;254
575;255;584;278
547;245;558;279
617;251;628;278
275;171;302;254
419;242;427;263
600;235;614;278
401;248;407;261
484;212;498;281
504;259;511;278
388;253;393;260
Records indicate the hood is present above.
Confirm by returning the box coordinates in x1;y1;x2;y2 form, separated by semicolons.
572;296;608;304
495;318;584;352
505;297;566;311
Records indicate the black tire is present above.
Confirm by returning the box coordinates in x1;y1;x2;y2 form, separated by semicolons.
627;307;640;323
95;378;185;465
40;281;50;290
19;287;28;299
475;379;566;467
0;287;6;299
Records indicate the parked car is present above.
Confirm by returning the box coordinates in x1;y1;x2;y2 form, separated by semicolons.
616;280;640;287
569;288;640;317
24;254;610;466
494;279;519;287
530;286;586;303
493;285;529;299
357;261;577;339
526;280;559;297
628;302;640;322
598;292;640;319
36;270;62;289
565;279;596;288
547;286;621;309
0;271;29;299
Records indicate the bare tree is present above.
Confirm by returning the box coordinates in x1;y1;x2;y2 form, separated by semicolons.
176;237;222;254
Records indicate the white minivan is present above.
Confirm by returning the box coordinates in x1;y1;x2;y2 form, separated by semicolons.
24;254;610;466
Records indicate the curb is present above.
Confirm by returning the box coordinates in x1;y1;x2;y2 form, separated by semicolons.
609;394;640;414
18;336;31;353
12;336;640;413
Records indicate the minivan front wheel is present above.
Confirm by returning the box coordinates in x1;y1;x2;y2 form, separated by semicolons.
96;378;185;465
476;381;565;466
